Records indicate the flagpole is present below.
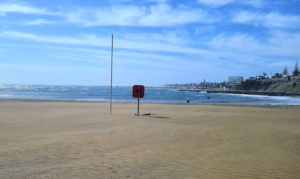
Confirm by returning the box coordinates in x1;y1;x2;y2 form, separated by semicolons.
110;34;113;115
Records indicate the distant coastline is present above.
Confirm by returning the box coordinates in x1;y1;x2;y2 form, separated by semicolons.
177;89;300;97
168;75;300;97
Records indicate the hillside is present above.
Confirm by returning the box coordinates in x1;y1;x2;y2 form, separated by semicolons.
266;81;300;93
236;76;300;95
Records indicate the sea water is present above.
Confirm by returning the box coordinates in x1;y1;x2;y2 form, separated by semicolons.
1;84;300;105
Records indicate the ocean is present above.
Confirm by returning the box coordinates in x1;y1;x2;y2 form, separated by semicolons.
1;84;300;105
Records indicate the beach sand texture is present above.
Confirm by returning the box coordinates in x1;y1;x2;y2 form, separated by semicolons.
0;101;300;178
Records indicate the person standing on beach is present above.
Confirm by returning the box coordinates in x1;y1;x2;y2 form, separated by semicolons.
186;96;190;103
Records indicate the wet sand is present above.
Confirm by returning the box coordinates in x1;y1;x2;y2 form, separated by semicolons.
0;100;300;178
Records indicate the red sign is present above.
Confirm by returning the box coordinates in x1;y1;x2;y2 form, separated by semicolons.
132;85;145;98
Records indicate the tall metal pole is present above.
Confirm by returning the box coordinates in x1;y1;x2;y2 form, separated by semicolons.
110;34;113;115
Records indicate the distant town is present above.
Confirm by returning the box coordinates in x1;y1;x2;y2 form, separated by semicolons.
165;62;300;96
165;76;243;91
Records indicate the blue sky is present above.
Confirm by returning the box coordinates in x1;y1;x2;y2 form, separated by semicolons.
0;0;300;86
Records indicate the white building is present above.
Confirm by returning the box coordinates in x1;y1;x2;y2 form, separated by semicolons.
228;76;243;84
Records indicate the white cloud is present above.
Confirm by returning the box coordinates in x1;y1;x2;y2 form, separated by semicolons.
25;18;58;25
209;34;259;50
32;45;186;70
233;11;260;24
198;0;265;7
268;30;300;55
1;29;299;68
0;30;217;58
0;3;57;16
0;62;101;73
233;11;300;29
0;31;92;45
139;4;212;26
66;3;213;27
207;31;300;59
264;12;300;28
66;5;144;27
197;0;235;7
122;31;189;45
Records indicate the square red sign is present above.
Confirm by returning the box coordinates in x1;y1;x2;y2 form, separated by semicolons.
132;85;145;98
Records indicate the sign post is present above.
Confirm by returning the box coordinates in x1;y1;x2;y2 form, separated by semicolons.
110;34;113;115
137;92;140;116
132;85;145;116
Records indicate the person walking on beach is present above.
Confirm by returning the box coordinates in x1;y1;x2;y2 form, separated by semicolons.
186;96;190;104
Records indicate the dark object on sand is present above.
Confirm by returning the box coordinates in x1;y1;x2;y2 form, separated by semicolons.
186;97;190;103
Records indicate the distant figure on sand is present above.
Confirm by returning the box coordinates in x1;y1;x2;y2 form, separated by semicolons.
186;96;190;103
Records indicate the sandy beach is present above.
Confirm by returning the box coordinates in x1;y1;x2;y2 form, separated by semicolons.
0;100;299;178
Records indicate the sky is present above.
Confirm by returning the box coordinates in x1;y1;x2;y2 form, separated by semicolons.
0;0;300;86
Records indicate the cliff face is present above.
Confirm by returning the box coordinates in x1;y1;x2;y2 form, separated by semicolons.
266;81;300;93
236;80;273;91
237;76;300;94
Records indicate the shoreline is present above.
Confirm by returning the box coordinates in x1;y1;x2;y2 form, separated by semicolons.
1;98;300;107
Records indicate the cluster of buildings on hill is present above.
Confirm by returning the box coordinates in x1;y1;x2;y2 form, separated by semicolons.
165;76;244;90
165;73;300;92
248;73;300;82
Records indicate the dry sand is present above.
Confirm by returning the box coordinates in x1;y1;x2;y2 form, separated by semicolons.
0;100;300;178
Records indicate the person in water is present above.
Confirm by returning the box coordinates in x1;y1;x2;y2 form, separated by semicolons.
186;96;190;103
